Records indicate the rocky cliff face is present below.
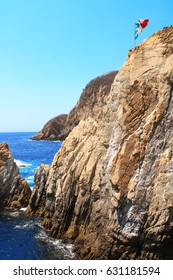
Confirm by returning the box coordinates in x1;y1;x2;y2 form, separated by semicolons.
31;71;117;141
0;142;31;209
28;26;173;259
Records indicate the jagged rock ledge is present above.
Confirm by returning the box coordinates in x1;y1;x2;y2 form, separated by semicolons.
26;164;50;216
0;142;31;209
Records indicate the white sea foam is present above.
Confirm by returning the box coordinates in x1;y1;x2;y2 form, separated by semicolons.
7;211;20;218
26;175;34;184
14;220;40;230
20;207;27;211
36;231;75;258
14;159;32;168
14;221;33;229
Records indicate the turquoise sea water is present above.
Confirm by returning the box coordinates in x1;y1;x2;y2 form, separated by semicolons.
0;132;61;187
0;132;74;260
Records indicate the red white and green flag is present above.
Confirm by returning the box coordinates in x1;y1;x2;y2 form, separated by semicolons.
135;19;149;39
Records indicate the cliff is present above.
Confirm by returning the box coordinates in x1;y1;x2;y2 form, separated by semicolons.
28;26;173;259
31;71;117;141
31;114;67;141
0;142;31;209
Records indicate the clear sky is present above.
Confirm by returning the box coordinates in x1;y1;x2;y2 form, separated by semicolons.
0;0;172;132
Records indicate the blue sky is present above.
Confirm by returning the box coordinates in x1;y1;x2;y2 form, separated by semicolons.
0;0;172;132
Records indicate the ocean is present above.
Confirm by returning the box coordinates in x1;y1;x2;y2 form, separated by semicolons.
0;132;75;260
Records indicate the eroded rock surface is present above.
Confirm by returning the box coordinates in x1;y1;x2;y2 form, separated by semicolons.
28;26;173;259
26;164;50;216
0;142;31;209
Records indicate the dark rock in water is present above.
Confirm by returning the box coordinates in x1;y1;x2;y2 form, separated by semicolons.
28;26;173;259
0;142;31;209
31;71;118;141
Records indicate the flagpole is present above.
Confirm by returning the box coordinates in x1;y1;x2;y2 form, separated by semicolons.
134;23;136;47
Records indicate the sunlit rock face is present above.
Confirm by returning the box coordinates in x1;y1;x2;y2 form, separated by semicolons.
0;142;31;209
30;26;173;259
26;164;50;216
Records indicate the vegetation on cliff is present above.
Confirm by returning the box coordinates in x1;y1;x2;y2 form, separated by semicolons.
31;71;117;141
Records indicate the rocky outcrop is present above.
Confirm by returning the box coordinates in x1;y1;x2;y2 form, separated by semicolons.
31;114;67;141
31;71;117;141
26;164;50;216
28;26;173;259
0;142;31;209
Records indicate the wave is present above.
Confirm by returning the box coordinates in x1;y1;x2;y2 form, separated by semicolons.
14;159;32;168
35;231;75;259
28;138;62;144
26;175;34;183
14;219;40;230
14;222;33;230
6;211;20;218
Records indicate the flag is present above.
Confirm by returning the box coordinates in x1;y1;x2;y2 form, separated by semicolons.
135;19;149;39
